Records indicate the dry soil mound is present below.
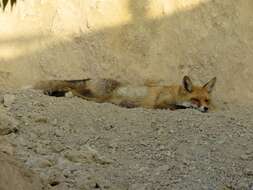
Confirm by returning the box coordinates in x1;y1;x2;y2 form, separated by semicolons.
0;89;252;190
0;152;43;190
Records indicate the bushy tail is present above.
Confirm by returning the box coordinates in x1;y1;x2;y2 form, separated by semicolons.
21;79;90;96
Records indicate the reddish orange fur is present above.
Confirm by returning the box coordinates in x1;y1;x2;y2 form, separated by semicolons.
32;76;216;112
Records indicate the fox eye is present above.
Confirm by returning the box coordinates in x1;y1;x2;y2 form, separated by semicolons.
205;99;209;103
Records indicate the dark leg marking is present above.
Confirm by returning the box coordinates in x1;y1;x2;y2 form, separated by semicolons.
63;79;91;84
44;90;68;97
119;100;138;108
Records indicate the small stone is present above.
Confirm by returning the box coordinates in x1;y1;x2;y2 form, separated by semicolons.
104;124;114;130
168;129;174;134
158;128;165;136
77;176;102;190
0;128;15;136
26;157;53;168
54;129;63;137
0;142;14;155
51;143;65;153
244;167;253;176
65;91;74;98
217;139;226;144
240;154;252;160
39;159;53;168
108;142;118;150
3;94;15;107
154;165;171;175
56;157;71;169
64;146;111;165
52;119;58;126
166;151;172;156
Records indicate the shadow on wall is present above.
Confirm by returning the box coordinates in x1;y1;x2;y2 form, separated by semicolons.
0;0;253;103
0;0;17;10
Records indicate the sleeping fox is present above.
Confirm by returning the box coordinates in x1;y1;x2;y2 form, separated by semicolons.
32;76;216;112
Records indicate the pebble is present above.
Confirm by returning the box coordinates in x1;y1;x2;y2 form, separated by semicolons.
0;127;14;136
244;167;253;176
3;94;15;107
52;119;58;126
54;129;64;137
65;92;74;98
154;165;171;175
26;157;53;168
64;146;111;165
240;154;252;161
51;142;66;153
0;142;14;155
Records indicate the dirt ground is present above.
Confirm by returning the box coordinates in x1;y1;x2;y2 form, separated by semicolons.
0;89;253;190
1;1;253;189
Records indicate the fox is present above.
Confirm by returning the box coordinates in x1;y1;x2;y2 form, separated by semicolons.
31;76;216;112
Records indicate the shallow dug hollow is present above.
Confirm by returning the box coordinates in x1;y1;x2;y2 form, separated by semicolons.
0;89;253;190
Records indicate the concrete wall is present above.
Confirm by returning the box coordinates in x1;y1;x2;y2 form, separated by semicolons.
0;0;253;103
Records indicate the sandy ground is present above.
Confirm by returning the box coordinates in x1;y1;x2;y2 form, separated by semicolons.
0;89;253;190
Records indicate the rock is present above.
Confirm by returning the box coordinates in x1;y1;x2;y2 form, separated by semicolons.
26;157;53;168
0;138;14;155
0;127;16;136
244;166;253;176
54;129;63;137
240;154;253;161
65;92;74;98
52;119;58;126
64;146;111;165
0;143;14;155
3;94;15;107
51;142;66;153
154;165;172;175
0;113;18;136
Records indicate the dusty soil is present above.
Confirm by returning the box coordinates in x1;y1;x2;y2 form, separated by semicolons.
0;89;253;190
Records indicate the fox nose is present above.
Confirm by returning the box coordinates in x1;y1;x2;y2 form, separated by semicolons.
203;107;208;112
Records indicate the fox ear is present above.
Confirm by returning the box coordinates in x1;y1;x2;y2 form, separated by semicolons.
182;76;193;92
203;77;216;93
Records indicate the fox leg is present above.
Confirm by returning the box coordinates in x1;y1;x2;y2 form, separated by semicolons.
118;100;138;108
43;87;70;97
69;89;100;101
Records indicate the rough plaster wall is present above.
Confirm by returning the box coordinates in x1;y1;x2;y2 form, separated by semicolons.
0;0;253;103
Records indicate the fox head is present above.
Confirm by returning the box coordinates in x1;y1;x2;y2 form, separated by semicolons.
178;76;216;113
